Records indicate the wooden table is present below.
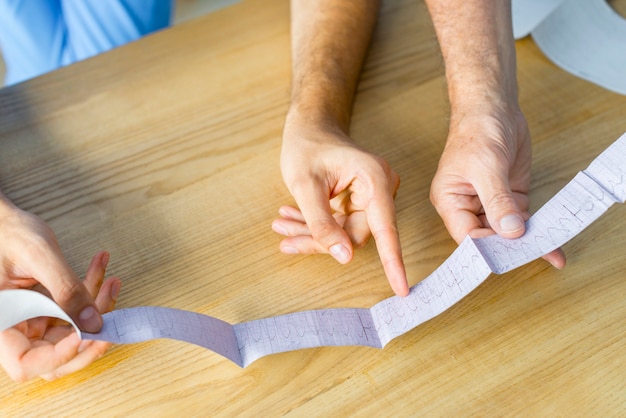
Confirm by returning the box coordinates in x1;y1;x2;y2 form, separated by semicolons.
1;0;624;415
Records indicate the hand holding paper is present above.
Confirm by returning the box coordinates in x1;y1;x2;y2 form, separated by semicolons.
0;252;120;382
429;111;567;269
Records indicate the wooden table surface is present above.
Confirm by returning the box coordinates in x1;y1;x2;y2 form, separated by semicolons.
1;0;625;416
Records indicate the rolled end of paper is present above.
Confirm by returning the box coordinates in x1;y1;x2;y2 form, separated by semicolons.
0;289;82;338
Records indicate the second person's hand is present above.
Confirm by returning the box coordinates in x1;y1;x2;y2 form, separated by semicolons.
0;194;105;331
0;251;121;382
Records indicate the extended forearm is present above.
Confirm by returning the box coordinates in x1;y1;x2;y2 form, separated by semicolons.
424;0;518;113
289;0;380;131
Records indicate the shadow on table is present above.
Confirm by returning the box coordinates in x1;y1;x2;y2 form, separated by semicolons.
0;82;180;307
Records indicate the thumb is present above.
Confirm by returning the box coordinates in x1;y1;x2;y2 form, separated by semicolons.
477;177;526;239
30;255;103;333
292;183;354;264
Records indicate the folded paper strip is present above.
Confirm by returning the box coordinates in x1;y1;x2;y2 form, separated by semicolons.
1;133;624;367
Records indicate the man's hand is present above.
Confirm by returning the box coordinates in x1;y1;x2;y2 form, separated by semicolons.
0;251;121;382
425;0;565;268
430;110;565;268
277;1;409;295
274;118;409;296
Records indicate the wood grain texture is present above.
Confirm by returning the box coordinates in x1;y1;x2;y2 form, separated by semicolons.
0;0;625;416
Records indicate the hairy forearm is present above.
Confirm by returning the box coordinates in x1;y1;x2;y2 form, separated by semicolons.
424;0;518;114
289;0;380;132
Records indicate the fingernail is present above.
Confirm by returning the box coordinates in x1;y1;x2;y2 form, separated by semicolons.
101;251;110;269
329;244;350;264
111;281;121;300
79;306;102;332
272;223;288;236
281;245;299;254
500;214;524;233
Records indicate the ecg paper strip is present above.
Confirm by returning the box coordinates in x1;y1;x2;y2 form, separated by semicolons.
512;0;626;95
531;0;626;95
511;0;564;39
0;291;80;336
1;133;624;367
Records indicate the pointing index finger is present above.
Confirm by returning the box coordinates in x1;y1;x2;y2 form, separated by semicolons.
365;192;408;296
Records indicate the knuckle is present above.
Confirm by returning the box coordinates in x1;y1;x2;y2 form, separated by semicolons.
486;191;515;212
355;154;394;181
381;255;402;271
309;218;339;243
372;154;391;171
20;224;59;259
429;187;440;207
56;280;84;306
429;176;447;210
285;171;324;197
371;225;398;242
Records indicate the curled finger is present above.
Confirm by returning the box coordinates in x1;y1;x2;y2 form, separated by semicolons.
40;276;121;381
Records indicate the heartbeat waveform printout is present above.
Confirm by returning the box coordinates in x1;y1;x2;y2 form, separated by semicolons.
1;132;625;367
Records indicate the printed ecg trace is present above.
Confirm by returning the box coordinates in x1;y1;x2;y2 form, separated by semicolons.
1;133;625;368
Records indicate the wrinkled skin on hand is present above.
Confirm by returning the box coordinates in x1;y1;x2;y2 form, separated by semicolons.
429;110;565;268
274;120;409;296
